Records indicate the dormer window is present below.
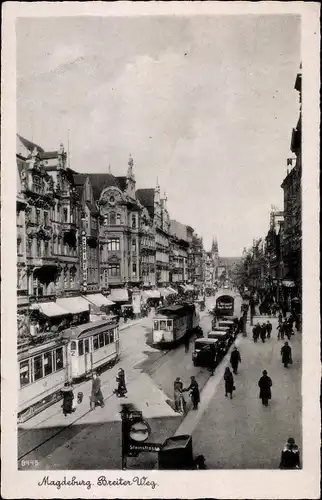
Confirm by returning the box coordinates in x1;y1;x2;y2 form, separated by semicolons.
132;214;136;228
110;212;116;225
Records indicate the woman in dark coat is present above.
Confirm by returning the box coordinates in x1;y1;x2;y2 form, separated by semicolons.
90;372;105;410
183;376;200;410
224;367;234;399
281;342;292;368
258;370;272;406
61;382;75;416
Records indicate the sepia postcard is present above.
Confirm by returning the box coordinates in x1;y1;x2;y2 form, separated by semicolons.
1;1;320;498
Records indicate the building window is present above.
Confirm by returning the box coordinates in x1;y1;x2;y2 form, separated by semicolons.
108;264;120;277
132;263;137;276
17;238;22;255
132;239;136;253
104;216;108;226
33;176;41;194
44;352;53;376
33;355;43;381
20;360;30;387
44;241;49;256
132;214;136;228
44;211;49;226
116;214;121;225
36;209;40;225
63;208;68;223
110;212;116;225
37;239;41;256
107;238;120;251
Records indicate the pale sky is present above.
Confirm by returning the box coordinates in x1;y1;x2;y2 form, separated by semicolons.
17;15;300;256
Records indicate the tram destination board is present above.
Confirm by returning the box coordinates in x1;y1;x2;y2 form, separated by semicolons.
129;442;162;453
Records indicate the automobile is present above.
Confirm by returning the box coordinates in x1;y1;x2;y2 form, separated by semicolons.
192;338;220;367
207;329;231;354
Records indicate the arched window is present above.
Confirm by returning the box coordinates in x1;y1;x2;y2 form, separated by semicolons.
109;212;116;225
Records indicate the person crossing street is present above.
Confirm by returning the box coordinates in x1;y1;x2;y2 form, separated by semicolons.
281;342;292;368
258;370;272;406
230;347;241;374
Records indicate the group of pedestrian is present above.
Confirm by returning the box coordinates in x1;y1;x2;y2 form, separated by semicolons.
277;313;295;340
61;368;128;417
173;375;200;413
252;321;272;343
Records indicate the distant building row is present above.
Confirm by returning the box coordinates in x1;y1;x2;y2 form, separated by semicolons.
16;134;206;333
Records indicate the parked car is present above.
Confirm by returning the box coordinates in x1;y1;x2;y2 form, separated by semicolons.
192;338;220;368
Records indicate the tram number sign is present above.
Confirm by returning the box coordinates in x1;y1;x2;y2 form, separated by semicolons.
128;442;162;453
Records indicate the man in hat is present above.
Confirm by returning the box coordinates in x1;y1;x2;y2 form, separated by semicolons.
230;346;241;375
279;438;300;469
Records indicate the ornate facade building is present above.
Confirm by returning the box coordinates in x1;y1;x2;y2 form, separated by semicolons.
169;219;189;284
87;156;142;294
73;174;100;293
280;67;302;299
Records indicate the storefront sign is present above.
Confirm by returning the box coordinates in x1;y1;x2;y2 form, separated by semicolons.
81;230;87;289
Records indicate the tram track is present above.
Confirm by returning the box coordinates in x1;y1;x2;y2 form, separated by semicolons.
18;346;171;460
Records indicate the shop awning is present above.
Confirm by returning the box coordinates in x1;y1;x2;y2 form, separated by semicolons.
30;301;70;317
18;296;29;309
109;288;129;302
144;290;161;299
159;287;171;297
282;280;296;288
82;294;115;307
167;287;178;295
185;285;194;292
56;296;90;314
179;284;187;292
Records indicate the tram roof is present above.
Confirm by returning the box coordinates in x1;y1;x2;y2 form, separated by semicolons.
154;303;195;318
62;317;118;340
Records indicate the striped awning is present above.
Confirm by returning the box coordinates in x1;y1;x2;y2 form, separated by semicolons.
185;285;194;292
143;290;161;299
83;294;115;307
56;296;90;314
30;302;70;317
167;287;178;295
109;288;129;302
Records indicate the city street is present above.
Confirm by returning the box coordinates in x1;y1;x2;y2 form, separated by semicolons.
18;298;217;469
18;295;301;471
191;316;302;469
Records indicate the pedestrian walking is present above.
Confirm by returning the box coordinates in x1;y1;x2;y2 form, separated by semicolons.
230;347;241;374
258;370;272;406
284;320;291;340
281;342;292;368
184;334;190;353
279;438;300;469
61;382;75;417
90;371;105;410
114;368;127;397
266;320;272;339
224;367;235;399
173;377;185;413
260;323;266;343
277;321;284;340
252;325;259;343
183;376;200;410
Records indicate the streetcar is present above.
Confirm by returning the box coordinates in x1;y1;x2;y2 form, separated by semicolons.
152;303;200;346
18;316;120;423
18;338;68;423
62;316;120;381
215;294;235;317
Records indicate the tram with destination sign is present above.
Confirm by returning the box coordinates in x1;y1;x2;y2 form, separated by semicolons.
215;294;235;318
152;303;200;347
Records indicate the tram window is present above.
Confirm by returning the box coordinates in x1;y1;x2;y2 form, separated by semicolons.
167;320;172;329
109;330;114;343
78;341;84;356
44;352;53;376
70;341;77;351
93;335;99;350
160;321;166;330
84;339;90;353
34;355;43;381
99;333;104;348
104;332;110;345
20;360;30;386
55;347;64;371
153;321;159;330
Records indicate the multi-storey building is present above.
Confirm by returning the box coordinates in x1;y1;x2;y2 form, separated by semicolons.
17;159;29;339
265;210;284;301
137;182;170;288
169;219;189;285
280;67;302;300
73;174;100;293
190;233;205;286
87;156;142;297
